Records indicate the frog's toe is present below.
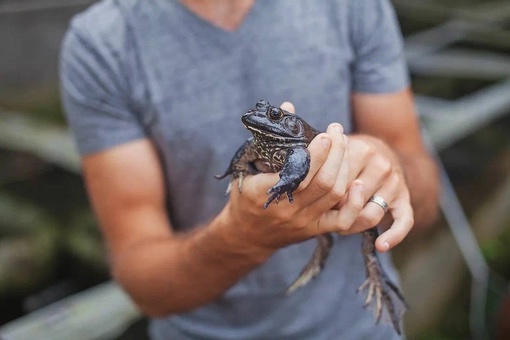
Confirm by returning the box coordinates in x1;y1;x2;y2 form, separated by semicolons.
286;191;294;203
357;264;407;335
225;180;233;195
264;189;282;209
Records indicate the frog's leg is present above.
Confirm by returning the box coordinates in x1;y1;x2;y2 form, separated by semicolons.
357;228;408;335
286;233;334;294
215;138;257;194
265;146;310;208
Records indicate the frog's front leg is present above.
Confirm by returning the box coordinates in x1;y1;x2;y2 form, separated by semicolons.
215;138;258;194
265;146;310;209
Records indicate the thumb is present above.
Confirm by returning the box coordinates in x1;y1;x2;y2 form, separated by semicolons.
280;101;295;114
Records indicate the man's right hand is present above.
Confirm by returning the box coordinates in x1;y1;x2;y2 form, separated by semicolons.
218;122;365;254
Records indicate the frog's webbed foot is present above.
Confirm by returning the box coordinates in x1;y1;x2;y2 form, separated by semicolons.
220;172;246;195
264;147;310;208
215;139;256;194
265;180;298;208
358;228;408;335
286;234;334;294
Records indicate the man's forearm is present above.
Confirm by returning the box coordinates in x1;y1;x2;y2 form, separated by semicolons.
112;205;274;317
399;152;440;228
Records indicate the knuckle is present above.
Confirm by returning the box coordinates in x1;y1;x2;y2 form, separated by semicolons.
276;209;293;225
349;198;365;212
295;218;309;230
315;172;336;191
349;141;372;157
331;215;350;232
374;156;392;175
359;140;373;155
284;205;298;220
330;184;346;202
389;172;401;187
335;220;351;232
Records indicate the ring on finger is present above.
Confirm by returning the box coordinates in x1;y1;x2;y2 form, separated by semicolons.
367;195;389;213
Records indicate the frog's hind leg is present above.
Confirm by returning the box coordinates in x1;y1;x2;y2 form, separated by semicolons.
286;233;333;295
215;139;256;194
357;228;408;335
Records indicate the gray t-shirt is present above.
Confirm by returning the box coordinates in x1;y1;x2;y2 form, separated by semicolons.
60;0;409;339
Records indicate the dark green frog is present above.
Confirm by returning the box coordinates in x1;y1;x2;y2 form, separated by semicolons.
216;100;407;334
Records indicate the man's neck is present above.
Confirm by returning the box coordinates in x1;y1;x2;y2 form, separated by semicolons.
180;0;256;31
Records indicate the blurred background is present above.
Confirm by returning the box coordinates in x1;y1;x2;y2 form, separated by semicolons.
1;0;510;339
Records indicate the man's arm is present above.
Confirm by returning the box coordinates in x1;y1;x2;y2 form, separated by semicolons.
82;139;272;316
351;88;439;228
82;122;355;317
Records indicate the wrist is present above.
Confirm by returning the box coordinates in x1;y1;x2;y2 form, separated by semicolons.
210;203;275;265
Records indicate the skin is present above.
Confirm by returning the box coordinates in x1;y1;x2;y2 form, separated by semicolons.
80;0;440;317
181;0;255;31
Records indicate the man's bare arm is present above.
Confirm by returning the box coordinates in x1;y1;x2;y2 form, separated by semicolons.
82;122;353;316
82;139;275;316
351;87;440;230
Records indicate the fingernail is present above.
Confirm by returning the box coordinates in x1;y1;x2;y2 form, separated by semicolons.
321;136;331;148
333;124;342;133
383;241;390;251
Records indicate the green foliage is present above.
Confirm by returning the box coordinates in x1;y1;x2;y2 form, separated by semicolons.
0;87;65;125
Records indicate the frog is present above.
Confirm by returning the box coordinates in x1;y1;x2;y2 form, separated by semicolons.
216;100;407;334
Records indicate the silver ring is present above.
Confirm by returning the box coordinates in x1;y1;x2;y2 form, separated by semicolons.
368;195;389;213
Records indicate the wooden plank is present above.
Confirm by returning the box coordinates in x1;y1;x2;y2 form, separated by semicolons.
457;1;510;23
405;20;468;59
409;49;510;79
0;0;95;14
0;111;80;173
0;282;141;340
417;79;510;150
467;28;510;52
392;0;454;25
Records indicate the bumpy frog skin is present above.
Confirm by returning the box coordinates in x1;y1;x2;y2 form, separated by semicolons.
216;100;407;334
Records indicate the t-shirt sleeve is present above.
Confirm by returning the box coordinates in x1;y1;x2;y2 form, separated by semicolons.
350;0;409;93
59;18;147;156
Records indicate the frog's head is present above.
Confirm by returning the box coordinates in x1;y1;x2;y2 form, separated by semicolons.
242;100;316;143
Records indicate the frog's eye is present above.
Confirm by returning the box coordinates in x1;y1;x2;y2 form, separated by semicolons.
268;107;284;120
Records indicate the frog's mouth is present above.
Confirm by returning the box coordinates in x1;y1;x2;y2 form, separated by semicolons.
245;125;303;143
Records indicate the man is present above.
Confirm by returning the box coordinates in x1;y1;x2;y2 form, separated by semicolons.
60;0;439;338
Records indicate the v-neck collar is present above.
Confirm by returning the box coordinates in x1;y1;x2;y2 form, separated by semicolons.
156;0;263;49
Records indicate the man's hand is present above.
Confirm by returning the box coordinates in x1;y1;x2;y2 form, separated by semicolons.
218;100;416;257
221;121;350;252
329;135;414;252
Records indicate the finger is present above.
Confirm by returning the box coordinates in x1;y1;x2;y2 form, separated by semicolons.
296;133;331;190
314;179;365;234
354;154;392;203
298;123;346;206
345;138;371;184
280;101;295;113
376;197;414;252
306;135;350;213
346;174;400;234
